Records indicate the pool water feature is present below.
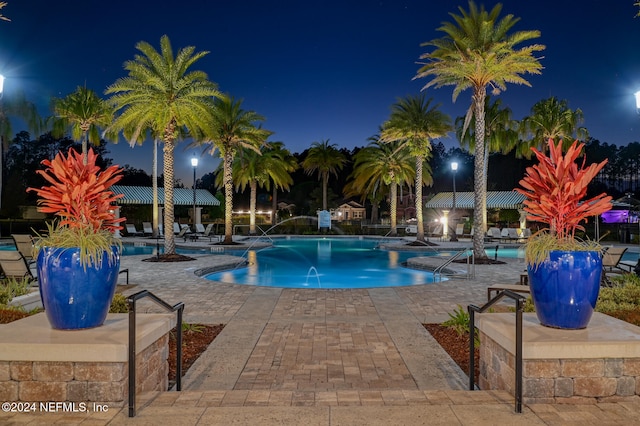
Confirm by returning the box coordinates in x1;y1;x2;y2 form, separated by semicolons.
204;237;441;289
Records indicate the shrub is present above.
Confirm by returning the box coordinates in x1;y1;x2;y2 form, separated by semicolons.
0;277;33;306
109;293;129;313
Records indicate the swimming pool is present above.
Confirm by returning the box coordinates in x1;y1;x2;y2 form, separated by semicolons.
204;237;440;289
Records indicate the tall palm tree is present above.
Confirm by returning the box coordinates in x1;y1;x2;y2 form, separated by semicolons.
105;35;221;256
380;94;451;244
0;90;41;210
415;1;544;258
302;139;347;212
197;96;271;244
265;142;298;226
456;96;518;226
51;86;114;164
230;142;296;234
345;137;415;236
520;97;588;154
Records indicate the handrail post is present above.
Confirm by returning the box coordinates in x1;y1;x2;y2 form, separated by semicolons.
468;306;476;390
515;297;523;413
127;297;136;418
176;304;184;391
468;289;525;413
127;290;185;418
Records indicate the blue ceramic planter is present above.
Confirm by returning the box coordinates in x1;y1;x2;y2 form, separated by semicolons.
37;246;120;330
527;250;602;329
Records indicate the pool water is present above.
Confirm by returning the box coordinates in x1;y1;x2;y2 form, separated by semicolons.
204;237;440;289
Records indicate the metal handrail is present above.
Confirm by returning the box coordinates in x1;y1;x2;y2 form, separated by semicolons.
127;290;184;418
433;247;474;281
468;290;526;413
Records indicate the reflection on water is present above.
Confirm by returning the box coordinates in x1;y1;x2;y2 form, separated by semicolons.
204;237;441;289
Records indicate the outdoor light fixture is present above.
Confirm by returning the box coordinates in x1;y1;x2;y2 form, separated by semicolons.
635;91;640;112
0;74;4;97
191;156;198;227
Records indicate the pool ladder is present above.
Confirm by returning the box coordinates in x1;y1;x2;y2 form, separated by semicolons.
433;247;475;282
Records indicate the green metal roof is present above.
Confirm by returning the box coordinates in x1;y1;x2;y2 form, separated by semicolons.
425;191;525;210
110;185;220;206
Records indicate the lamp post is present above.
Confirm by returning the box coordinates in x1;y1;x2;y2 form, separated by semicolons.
635;91;640;113
450;161;458;241
191;156;198;227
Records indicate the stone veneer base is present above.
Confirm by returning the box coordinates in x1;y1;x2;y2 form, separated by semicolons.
0;313;175;407
477;312;640;404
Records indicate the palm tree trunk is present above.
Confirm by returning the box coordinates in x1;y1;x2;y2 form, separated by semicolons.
415;155;425;242
472;87;488;259
152;139;159;237
249;180;257;235
163;140;176;255
390;182;398;236
271;184;277;226
223;150;234;244
322;171;328;211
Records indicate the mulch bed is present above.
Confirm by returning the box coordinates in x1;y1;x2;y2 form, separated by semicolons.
424;323;479;383
168;324;225;385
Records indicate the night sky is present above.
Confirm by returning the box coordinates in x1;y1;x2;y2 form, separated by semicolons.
1;1;640;183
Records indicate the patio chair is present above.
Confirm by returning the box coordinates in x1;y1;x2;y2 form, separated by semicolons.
11;234;35;264
142;222;153;236
507;228;522;242
201;223;220;242
125;223;143;237
455;223;465;238
177;226;190;242
428;224;443;238
486;227;502;242
0;251;37;283
601;246;629;286
195;223;206;235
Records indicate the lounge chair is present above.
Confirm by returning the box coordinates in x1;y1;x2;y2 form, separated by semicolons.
486;227;502;242
455;223;465;238
507;228;522;242
201;223;220;242
177;226;190;242
142;222;153;236
0;251;37;283
428;224;443;238
125;223;143;237
194;223;206;235
12;234;35;264
601;246;629;286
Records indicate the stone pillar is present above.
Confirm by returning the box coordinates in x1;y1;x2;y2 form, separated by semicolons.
442;210;449;238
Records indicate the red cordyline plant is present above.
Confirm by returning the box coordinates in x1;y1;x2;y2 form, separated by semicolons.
27;148;125;267
28;148;125;232
515;139;612;243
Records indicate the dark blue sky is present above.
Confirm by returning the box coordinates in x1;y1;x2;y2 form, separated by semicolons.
2;1;640;183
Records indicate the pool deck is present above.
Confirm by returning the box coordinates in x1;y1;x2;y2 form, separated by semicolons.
3;235;640;425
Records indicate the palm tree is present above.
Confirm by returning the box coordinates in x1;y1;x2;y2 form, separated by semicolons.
415;1;544;258
197;96;271;244
380;94;451;244
105;35;221;256
0;90;41;210
520;97;588;154
51;86;114;164
456;96;519;227
265;142;298;226
345;137;415;236
229;142;295;235
302;139;347;212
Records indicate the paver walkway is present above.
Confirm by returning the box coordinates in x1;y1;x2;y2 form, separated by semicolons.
3;236;640;425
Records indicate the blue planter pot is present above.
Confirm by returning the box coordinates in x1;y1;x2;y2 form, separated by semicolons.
527;250;602;329
37;246;120;330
